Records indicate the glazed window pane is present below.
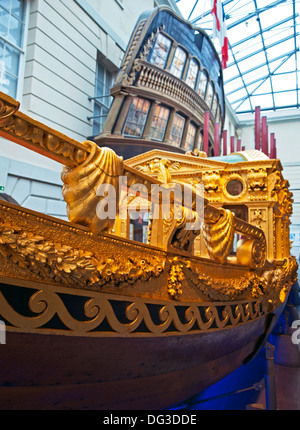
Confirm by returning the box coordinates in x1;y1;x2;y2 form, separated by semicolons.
149;105;170;141
185;58;198;89
206;81;214;108
169;114;185;147
123;97;150;137
0;0;25;99
198;70;208;98
170;46;187;78
182;123;196;150
149;33;171;69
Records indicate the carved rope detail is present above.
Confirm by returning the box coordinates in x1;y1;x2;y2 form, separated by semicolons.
0;283;268;336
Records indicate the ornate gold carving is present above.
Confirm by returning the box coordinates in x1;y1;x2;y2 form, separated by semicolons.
250;208;267;229
0;282;270;336
202;208;235;263
0;227;164;289
167;258;184;299
136;157;181;183
223;173;247;201
0;92;89;167
0;92;20;127
236;238;266;270
247;168;268;201
260;256;298;306
202;171;222;201
62;141;124;234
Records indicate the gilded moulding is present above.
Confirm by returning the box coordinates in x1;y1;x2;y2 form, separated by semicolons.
0;226;165;291
0;201;296;307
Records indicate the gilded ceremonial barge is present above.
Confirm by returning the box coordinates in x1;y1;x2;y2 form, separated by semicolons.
0;7;297;410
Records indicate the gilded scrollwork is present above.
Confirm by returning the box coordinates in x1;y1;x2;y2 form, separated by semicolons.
0;282;269;336
202;208;235;264
62;140;124;234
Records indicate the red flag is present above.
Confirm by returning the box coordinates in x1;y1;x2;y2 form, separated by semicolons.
211;0;221;31
211;0;229;68
222;35;229;69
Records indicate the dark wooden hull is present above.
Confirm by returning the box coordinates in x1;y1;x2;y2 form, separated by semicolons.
0;313;276;410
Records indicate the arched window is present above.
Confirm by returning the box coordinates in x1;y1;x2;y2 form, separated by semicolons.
170;46;187;78
149;33;172;69
185;58;199;89
198;70;208;98
206;81;214;108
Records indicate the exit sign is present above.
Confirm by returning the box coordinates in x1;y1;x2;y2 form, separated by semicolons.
0;186;4;192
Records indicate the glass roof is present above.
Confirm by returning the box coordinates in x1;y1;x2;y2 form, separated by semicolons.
175;0;300;115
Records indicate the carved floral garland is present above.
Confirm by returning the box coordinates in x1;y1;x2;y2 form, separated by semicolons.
0;227;297;307
0;228;165;289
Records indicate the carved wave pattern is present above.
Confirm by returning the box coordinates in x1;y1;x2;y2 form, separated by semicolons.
0;283;267;337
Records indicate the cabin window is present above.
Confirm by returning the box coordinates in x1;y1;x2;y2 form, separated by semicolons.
123;97;150;137
169;114;185;147
185;58;199;89
182;123;196;151
92;60;114;135
198;70;208;98
149;33;171;69
206;81;214;108
148;105;170;141
170;46;187;78
0;0;26;99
